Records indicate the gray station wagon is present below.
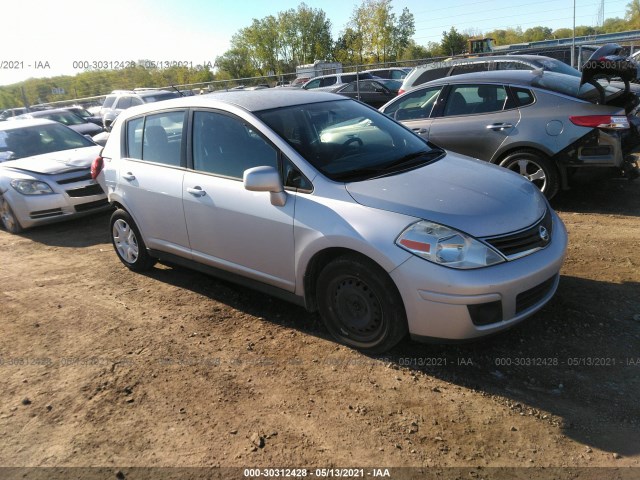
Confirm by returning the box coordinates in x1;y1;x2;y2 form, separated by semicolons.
94;90;567;352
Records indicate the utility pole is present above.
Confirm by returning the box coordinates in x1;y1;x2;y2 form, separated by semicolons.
571;0;576;68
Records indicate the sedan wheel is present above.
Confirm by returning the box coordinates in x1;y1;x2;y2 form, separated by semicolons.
316;255;408;353
0;195;22;234
499;149;559;199
110;209;156;271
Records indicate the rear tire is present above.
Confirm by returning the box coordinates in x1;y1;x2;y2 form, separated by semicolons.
0;195;23;234
316;255;408;353
499;149;559;199
110;209;156;271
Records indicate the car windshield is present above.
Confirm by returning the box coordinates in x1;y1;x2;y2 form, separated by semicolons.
40;111;86;126
256;99;444;181
0;123;95;161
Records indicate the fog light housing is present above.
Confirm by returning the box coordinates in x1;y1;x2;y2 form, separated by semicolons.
468;301;503;326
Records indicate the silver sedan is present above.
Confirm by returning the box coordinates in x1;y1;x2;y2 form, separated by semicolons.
0;119;110;233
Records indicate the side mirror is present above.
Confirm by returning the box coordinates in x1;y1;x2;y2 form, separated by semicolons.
243;166;287;207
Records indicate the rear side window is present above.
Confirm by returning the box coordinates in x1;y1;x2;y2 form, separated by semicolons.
511;87;535;107
414;67;449;86
321;76;338;87
449;62;490;75
102;96;116;109
126;111;185;166
192;111;277;179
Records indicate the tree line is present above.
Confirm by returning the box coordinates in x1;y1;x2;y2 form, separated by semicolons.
2;0;640;108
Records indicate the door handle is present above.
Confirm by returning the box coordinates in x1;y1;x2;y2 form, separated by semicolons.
187;186;206;197
122;172;136;181
411;128;427;134
486;123;513;130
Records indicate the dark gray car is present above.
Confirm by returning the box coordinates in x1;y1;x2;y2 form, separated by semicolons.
381;70;640;198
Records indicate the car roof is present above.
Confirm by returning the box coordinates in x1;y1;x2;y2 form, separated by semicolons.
420;69;556;87
414;54;560;70
116;90;348;117
27;108;79;116
0;118;57;131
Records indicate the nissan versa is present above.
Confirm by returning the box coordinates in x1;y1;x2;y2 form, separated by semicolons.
93;90;567;353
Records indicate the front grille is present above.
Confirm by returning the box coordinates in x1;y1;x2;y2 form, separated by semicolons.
483;209;553;259
74;199;109;212
516;275;557;314
30;208;63;219
66;184;104;197
57;173;91;185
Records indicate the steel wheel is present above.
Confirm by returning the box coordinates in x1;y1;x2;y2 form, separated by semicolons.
316;255;407;353
0;195;22;234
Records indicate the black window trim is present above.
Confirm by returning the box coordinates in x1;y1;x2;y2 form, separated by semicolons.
122;108;188;169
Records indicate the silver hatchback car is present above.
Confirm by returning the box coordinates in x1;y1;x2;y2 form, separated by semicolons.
94;90;567;353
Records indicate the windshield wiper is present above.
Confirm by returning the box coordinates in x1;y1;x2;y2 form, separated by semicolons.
332;149;444;182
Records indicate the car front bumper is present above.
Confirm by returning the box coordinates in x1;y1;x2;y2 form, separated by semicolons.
6;189;110;229
390;211;568;341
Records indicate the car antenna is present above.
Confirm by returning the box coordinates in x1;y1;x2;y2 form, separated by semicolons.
170;85;184;97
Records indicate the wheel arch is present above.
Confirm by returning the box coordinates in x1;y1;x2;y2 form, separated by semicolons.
493;144;555;164
303;247;404;313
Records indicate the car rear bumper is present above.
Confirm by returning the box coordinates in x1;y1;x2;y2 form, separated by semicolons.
390;211;568;341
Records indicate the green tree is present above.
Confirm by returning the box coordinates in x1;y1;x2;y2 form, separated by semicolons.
523;26;552;42
441;27;467;56
626;0;640;28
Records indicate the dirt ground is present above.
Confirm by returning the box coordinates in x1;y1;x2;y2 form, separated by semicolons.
0;171;639;479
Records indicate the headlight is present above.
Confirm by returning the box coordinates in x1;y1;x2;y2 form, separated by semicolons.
396;220;505;269
10;179;54;195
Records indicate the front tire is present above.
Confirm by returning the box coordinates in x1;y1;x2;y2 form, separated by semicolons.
110;209;156;271
316;255;408;353
0;195;23;234
499;149;559;199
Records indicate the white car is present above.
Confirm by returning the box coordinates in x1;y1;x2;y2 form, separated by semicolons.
0;119;110;233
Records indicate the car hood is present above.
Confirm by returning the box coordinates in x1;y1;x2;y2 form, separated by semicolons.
345;154;547;238
1;146;102;175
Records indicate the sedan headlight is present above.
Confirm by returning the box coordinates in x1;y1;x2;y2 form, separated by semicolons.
396;220;505;269
10;179;54;195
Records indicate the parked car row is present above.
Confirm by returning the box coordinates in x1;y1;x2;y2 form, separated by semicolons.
2;50;638;353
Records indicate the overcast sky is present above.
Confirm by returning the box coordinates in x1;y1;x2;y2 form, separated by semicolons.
0;0;630;85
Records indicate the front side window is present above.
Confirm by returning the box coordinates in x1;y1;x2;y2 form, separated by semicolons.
382;86;443;120
443;84;507;116
304;79;321;89
192;111;278;179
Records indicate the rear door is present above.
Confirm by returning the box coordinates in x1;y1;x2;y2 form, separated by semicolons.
427;83;520;161
117;110;190;256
